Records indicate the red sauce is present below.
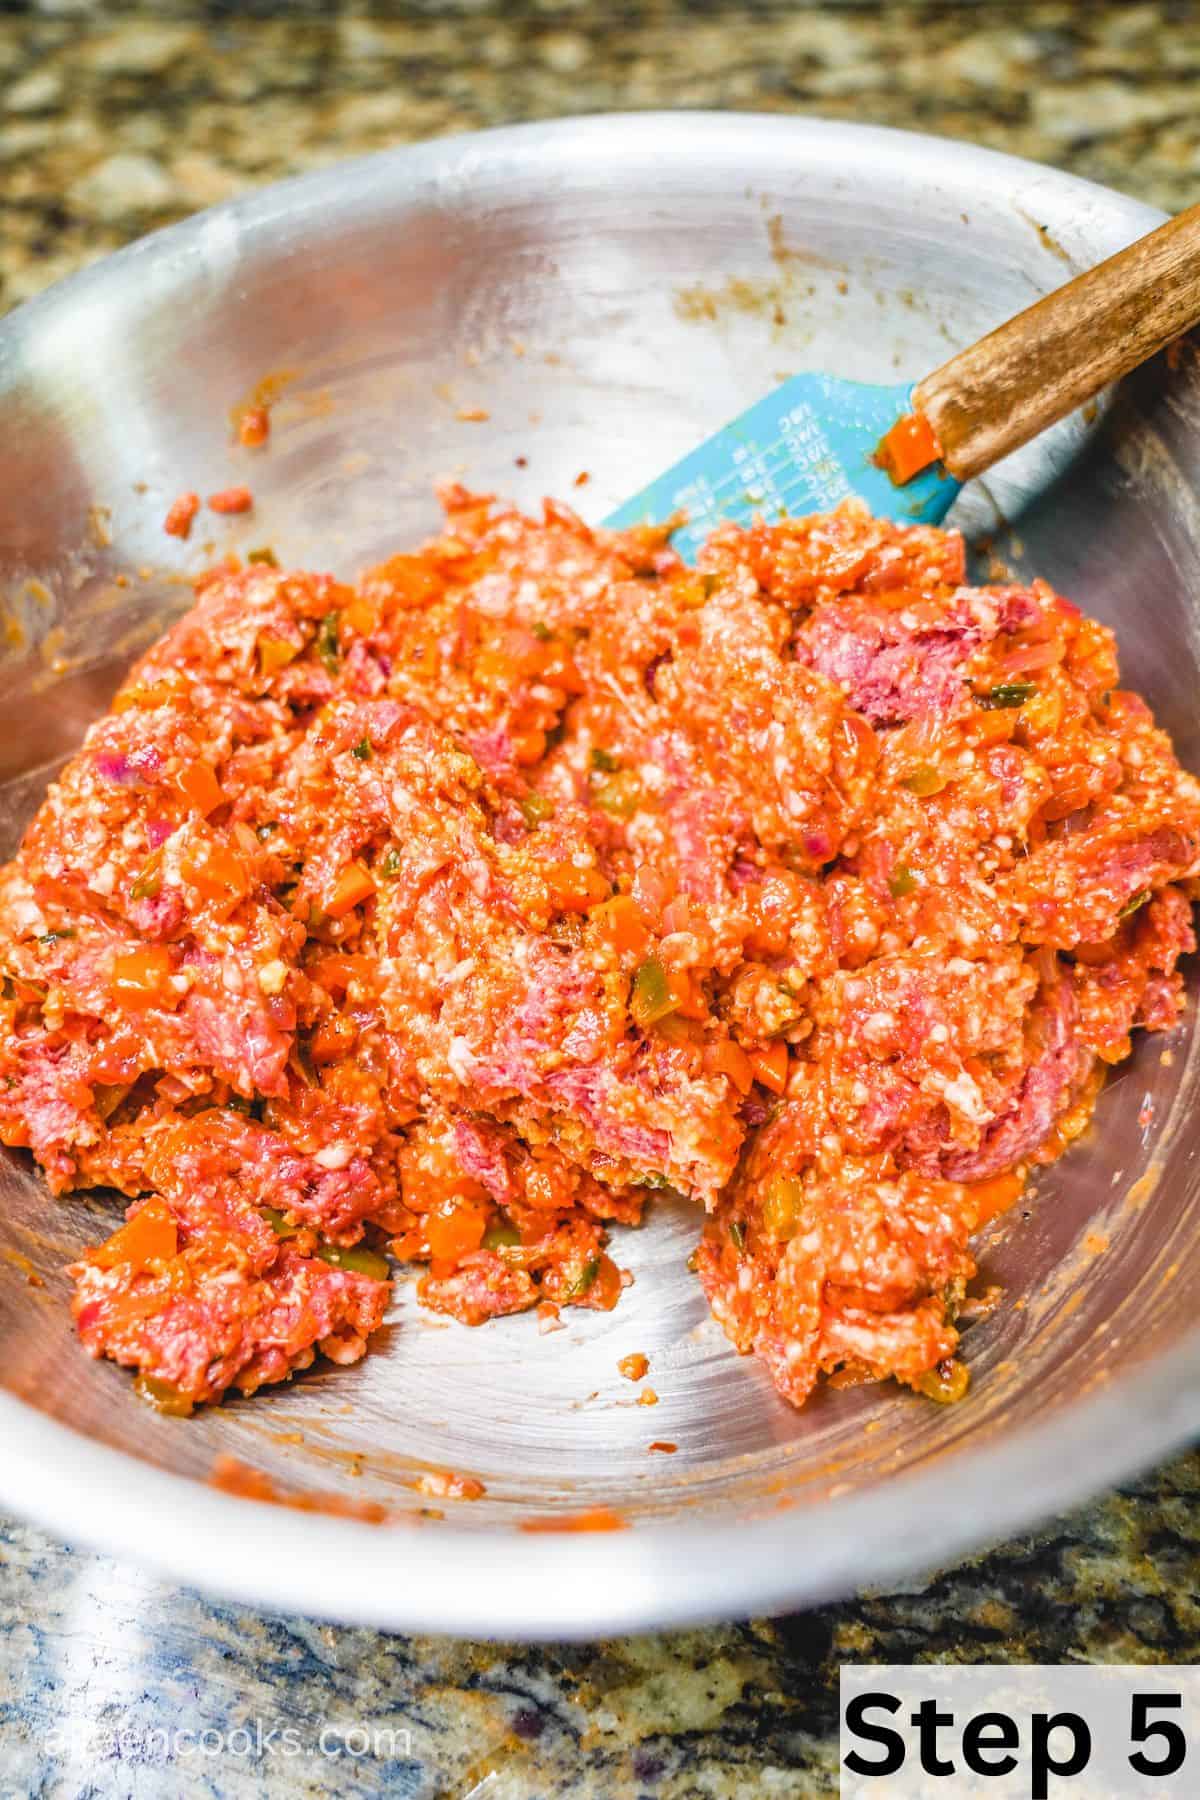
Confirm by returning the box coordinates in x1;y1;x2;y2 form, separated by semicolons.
211;1454;391;1522
520;1505;628;1533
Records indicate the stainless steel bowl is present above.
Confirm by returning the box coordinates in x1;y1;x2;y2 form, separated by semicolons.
1;114;1198;1638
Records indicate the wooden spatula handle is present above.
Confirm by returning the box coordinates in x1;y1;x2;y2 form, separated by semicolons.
914;203;1200;483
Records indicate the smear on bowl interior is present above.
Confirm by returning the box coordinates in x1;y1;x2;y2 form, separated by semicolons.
1;489;1196;1415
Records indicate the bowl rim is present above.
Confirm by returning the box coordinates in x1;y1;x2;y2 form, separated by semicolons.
1;109;1195;1636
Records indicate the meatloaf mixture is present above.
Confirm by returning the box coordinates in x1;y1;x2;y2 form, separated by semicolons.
1;490;1196;1413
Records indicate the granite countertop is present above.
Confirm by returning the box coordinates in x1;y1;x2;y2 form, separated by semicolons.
1;1458;1197;1795
2;0;1199;314
2;2;1199;1794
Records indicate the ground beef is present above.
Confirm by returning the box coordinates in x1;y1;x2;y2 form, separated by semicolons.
2;493;1196;1412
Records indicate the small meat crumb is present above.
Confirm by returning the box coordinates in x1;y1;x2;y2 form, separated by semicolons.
164;492;200;539
637;1387;659;1407
238;407;270;448
617;1352;649;1382
413;1468;486;1501
208;487;254;515
648;1440;677;1454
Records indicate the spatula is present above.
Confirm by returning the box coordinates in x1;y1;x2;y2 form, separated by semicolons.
605;202;1200;558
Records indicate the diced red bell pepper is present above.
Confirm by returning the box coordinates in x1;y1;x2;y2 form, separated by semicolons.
325;861;377;918
91;1196;178;1271
111;945;175;1007
875;411;942;486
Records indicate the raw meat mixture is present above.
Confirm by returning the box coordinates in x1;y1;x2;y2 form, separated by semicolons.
2;490;1196;1413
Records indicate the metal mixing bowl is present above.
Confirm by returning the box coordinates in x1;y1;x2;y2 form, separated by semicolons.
1;115;1198;1637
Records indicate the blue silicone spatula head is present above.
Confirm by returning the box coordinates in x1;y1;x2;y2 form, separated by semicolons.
604;372;960;560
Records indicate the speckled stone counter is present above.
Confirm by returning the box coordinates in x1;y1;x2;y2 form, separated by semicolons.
2;0;1199;313
0;1456;1197;1795
2;3;1199;1795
